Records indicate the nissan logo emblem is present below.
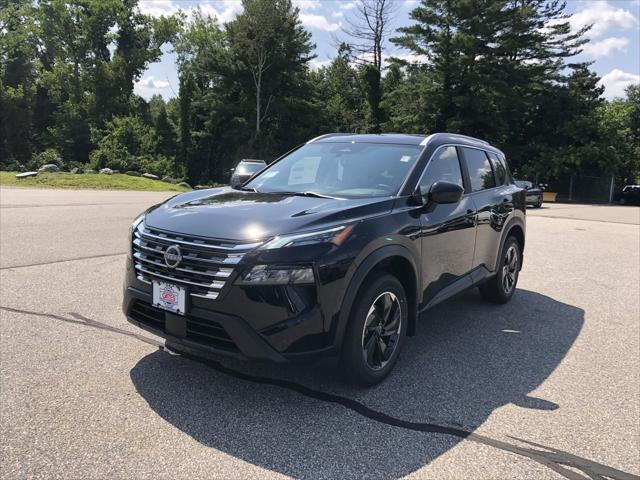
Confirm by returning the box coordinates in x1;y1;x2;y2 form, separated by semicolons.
164;245;182;269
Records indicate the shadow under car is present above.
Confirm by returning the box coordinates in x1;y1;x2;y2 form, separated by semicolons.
130;288;585;479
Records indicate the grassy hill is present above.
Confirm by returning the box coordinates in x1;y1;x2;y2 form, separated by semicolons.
0;172;192;192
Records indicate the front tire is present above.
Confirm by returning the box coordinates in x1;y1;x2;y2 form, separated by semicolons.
340;273;408;386
479;236;521;304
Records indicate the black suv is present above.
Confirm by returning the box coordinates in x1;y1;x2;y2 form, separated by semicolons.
123;133;526;385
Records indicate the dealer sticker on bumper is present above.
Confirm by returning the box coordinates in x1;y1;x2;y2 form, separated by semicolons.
152;281;186;315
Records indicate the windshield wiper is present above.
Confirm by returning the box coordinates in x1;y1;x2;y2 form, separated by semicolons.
237;186;258;192
276;191;338;199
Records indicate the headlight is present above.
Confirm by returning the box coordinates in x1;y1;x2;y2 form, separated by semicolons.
235;265;315;285
260;225;354;249
130;214;144;235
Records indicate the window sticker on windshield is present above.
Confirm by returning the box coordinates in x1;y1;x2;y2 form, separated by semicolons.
289;157;320;185
400;155;412;162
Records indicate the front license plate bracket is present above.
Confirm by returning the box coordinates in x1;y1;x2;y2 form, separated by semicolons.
152;281;186;315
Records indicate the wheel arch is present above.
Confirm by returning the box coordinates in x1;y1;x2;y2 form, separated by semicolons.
334;245;420;351
494;217;526;272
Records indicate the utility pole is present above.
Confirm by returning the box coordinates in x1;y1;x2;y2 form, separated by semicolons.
608;175;615;204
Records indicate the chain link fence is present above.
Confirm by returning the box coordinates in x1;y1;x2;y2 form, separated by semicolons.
538;175;615;204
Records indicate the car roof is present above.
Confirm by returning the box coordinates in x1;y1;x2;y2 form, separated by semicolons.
308;132;501;153
310;133;426;145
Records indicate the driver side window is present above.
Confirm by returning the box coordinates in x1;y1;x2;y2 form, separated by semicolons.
419;146;464;198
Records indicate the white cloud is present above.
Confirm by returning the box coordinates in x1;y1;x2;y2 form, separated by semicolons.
293;0;321;10
309;58;332;70
331;3;356;18
403;0;419;6
598;69;640;98
391;52;429;65
198;3;243;23
582;36;629;58
569;0;639;37
138;1;243;23
138;0;179;17
340;2;357;10
136;76;170;89
299;13;341;32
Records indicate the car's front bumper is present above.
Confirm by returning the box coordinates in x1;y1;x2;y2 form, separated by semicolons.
525;193;542;205
123;282;336;363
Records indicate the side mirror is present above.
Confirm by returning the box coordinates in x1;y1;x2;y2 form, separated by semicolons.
429;181;464;204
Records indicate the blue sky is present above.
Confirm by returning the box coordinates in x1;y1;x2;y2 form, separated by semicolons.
135;0;640;100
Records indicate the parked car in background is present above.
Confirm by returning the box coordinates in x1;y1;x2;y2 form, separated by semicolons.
515;180;543;208
614;185;640;205
229;159;267;188
123;133;526;385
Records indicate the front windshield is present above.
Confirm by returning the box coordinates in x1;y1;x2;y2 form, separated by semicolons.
245;142;422;198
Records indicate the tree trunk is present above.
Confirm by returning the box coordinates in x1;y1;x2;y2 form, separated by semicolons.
256;71;261;136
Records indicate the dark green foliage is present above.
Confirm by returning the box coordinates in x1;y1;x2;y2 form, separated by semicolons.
174;1;319;184
388;0;638;182
0;0;638;187
310;47;367;133
0;0;179;174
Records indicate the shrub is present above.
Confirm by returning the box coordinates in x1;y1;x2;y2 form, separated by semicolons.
31;149;64;169
138;154;174;177
89;116;155;172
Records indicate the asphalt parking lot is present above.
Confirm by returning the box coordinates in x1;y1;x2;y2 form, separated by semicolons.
1;188;639;479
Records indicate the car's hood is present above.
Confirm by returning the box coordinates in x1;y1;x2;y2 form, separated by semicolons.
144;187;395;241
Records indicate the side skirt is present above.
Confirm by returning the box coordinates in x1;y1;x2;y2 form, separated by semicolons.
419;266;493;313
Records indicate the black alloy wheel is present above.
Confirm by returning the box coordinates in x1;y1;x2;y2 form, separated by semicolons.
341;272;408;386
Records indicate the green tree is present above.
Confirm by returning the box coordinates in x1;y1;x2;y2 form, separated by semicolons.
0;0;179;166
175;11;231;184
310;46;367;133
154;103;177;167
175;3;319;184
90;115;162;173
0;0;39;164
226;0;315;141
392;0;594;177
341;0;397;132
597;85;640;185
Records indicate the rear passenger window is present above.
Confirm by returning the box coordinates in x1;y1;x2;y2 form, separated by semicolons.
419;146;464;195
462;148;496;191
488;152;506;185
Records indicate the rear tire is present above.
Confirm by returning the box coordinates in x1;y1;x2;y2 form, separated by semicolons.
479;236;521;304
340;272;407;386
535;197;542;208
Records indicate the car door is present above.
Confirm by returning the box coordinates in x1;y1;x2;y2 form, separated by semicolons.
460;147;509;273
417;145;477;303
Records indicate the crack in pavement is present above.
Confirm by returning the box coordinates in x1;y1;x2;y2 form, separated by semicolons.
0;252;127;270
1;305;638;480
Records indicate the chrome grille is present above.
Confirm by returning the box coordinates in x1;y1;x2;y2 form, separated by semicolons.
132;222;260;300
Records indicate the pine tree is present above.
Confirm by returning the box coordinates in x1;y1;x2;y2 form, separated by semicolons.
392;0;595;177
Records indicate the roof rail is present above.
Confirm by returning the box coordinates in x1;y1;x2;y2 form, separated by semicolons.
306;133;353;144
419;133;490;147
